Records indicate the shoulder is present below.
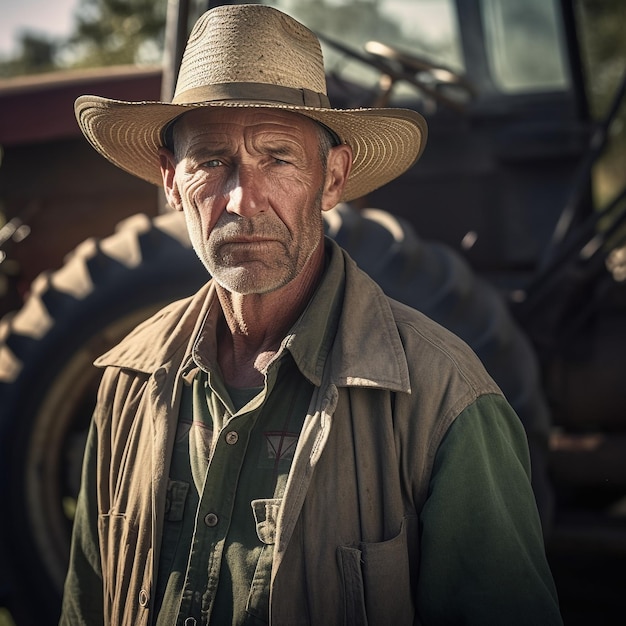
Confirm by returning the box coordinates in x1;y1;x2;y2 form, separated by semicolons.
386;296;505;454
390;296;501;399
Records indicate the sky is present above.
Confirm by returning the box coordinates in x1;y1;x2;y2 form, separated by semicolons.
0;0;78;57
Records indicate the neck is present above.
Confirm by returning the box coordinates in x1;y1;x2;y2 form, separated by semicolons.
216;246;324;387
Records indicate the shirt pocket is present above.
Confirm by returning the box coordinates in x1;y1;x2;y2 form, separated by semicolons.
164;479;190;522
246;498;282;622
155;479;190;600
337;518;414;626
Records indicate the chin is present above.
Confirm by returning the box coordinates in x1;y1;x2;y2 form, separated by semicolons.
212;269;290;296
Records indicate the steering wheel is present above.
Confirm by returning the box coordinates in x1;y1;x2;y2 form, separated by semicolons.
364;40;475;107
317;32;474;111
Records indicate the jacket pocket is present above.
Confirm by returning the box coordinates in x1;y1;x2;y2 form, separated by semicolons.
246;498;282;622
338;519;414;626
99;513;150;626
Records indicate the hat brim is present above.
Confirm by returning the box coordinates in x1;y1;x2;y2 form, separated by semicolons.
75;95;427;203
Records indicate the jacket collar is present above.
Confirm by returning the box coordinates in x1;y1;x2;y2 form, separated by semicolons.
94;279;216;373
94;239;410;393
327;240;410;392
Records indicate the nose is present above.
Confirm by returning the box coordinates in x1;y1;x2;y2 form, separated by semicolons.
225;167;266;217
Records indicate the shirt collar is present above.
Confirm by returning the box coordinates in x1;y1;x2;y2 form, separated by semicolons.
280;239;344;386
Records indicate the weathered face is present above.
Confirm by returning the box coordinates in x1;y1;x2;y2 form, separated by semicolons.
160;107;348;295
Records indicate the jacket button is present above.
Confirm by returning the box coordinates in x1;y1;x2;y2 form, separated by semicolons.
138;589;149;607
225;431;239;445
204;512;219;527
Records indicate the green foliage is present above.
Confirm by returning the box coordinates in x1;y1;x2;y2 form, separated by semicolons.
576;0;626;117
0;33;60;78
67;0;168;67
576;0;626;205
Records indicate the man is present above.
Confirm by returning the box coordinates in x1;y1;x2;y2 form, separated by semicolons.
61;4;562;625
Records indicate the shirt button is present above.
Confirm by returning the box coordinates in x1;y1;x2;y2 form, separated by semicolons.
225;431;239;445
138;589;149;607
204;512;219;527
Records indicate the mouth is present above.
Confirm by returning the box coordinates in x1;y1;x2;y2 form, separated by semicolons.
221;237;276;247
217;238;281;262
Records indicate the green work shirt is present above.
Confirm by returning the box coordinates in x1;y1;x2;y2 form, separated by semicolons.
155;357;315;625
153;269;341;625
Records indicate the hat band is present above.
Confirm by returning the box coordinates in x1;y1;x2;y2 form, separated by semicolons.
172;82;331;108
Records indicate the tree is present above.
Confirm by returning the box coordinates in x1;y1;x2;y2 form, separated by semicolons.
0;33;60;78
65;0;167;67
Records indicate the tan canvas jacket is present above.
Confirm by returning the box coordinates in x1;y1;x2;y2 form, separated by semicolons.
60;240;558;626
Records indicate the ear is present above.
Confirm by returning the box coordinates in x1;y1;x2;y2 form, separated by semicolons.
321;144;353;212
158;147;182;211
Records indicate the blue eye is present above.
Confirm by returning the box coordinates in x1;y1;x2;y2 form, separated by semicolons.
203;159;223;168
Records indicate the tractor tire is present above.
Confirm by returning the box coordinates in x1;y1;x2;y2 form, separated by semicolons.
0;211;207;624
0;205;549;625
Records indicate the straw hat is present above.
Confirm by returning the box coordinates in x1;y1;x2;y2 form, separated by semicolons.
75;3;427;202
